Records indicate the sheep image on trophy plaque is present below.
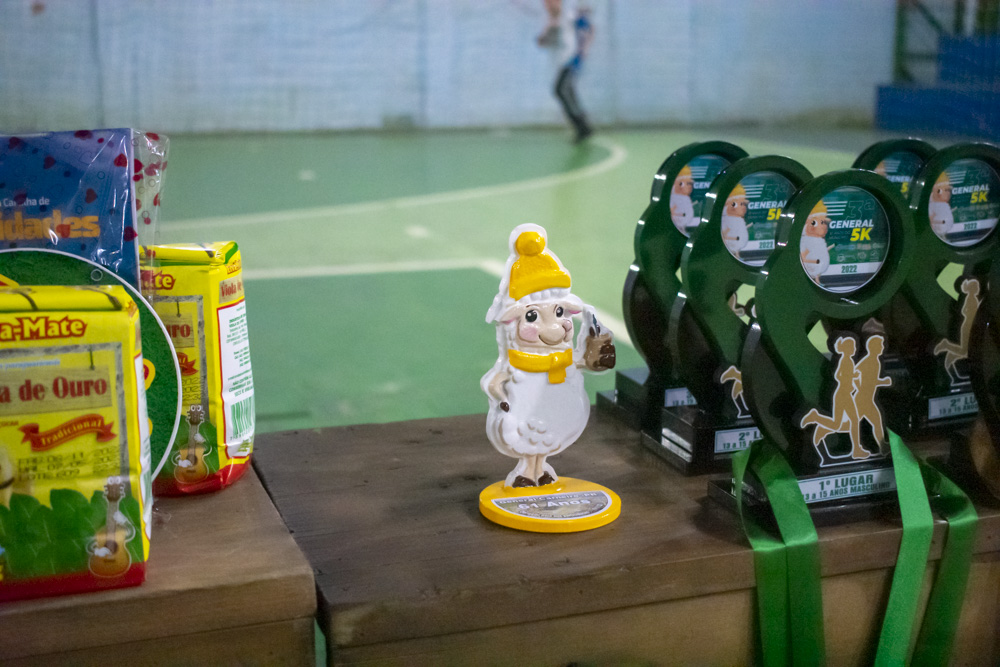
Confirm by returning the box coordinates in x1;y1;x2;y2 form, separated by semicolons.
479;224;621;533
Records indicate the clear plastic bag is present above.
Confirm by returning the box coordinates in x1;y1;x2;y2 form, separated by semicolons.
0;128;168;290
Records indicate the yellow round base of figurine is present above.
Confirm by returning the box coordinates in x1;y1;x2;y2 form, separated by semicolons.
479;477;621;533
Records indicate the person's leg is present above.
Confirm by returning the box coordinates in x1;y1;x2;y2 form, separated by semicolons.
554;66;592;140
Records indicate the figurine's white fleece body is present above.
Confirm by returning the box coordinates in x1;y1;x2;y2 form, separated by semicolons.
484;362;589;468
481;312;592;487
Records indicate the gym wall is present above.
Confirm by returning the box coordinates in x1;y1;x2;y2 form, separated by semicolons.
0;0;895;133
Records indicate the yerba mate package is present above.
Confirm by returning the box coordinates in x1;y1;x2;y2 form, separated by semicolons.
142;242;255;496
0;286;151;601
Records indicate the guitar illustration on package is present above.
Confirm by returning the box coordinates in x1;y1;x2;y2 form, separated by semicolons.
142;242;255;496
0;129;162;289
0;285;151;601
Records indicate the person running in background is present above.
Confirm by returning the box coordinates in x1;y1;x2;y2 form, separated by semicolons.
537;1;594;142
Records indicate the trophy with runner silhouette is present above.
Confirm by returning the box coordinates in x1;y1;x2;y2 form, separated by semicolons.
879;143;1000;437
655;155;813;474
599;142;747;432
711;169;916;520
955;252;1000;499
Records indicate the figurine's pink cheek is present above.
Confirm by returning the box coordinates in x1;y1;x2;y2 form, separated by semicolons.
561;321;573;338
518;324;540;342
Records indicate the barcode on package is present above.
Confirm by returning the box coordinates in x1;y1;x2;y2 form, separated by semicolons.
230;394;255;441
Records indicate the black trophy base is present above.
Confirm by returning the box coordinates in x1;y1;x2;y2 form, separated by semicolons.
882;383;979;439
707;460;900;527
645;405;759;476
596;366;696;433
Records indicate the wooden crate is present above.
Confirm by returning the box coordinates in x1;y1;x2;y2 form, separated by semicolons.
0;470;316;666
254;414;1000;666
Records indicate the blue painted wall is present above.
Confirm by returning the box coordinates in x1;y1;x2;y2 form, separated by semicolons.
0;0;896;133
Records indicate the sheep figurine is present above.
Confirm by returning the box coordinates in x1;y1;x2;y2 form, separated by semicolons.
481;224;616;489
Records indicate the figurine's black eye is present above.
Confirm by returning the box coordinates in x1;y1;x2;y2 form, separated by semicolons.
525;310;538;322
555;306;564;317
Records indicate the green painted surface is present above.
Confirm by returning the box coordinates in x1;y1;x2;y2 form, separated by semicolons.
159;130;607;220
155;127;886;432
246;271;642;433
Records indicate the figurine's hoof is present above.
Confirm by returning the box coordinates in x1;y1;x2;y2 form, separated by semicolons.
537;472;555;486
512;476;536;488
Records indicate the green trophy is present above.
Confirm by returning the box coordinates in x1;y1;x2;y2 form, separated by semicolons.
599;142;747;432
960;253;1000;498
850;139;938;420
881;143;1000;435
852;138;937;199
710;169;914;519
654;156;813;474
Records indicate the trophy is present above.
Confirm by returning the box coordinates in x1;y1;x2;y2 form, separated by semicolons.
710;169;915;520
958;252;1000;498
479;224;620;532
655;155;813;473
880;143;1000;436
852;138;937;199
599;142;747;431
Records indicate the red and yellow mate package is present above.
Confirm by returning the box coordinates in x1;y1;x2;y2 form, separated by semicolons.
142;242;254;495
0;286;151;601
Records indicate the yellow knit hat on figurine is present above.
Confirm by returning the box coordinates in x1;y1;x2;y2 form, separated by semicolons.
508;230;571;301
485;224;581;323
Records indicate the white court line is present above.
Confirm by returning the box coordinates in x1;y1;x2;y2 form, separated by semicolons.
164;136;627;231
243;257;633;348
242;258;487;280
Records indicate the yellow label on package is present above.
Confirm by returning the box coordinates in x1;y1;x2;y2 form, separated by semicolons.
142;242;254;495
0;285;151;600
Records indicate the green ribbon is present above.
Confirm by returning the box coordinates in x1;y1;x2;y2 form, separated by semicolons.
733;443;789;667
873;430;934;666
911;461;978;666
734;440;824;666
736;431;977;667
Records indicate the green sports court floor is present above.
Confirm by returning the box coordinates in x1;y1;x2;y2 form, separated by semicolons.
156;125;938;435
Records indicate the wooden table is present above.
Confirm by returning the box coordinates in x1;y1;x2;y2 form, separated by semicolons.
0;470;316;666
254;413;1000;666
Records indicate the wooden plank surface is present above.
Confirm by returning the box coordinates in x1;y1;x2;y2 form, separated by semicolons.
252;412;1000;659
328;555;1000;666
0;469;317;664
